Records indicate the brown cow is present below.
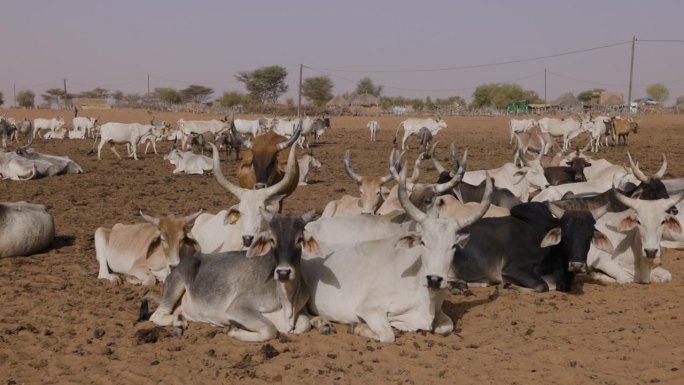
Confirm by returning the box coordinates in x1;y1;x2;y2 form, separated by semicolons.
232;120;301;195
610;117;639;146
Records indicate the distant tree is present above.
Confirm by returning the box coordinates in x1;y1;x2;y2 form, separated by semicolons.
42;88;67;107
553;92;580;108
155;88;183;105
217;91;249;109
355;78;382;97
577;88;605;103
676;96;684;106
646;83;669;104
301;76;334;107
0;91;4;106
78;87;110;99
17;90;35;108
180;85;214;104
434;96;466;107
471;83;539;109
111;90;125;105
235;65;289;105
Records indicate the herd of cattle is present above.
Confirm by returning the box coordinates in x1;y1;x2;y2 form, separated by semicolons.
2;113;684;344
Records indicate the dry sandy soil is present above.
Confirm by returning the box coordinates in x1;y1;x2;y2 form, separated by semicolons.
2;108;684;385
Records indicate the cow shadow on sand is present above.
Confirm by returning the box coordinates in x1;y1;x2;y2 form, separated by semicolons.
51;235;76;251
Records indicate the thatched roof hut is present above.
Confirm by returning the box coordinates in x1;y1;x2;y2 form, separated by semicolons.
326;95;348;108
347;93;379;107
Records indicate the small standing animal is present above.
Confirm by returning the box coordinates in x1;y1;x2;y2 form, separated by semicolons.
215;130;242;161
367;120;379;141
298;152;322;185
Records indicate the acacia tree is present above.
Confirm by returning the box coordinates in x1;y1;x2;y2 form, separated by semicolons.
471;83;541;109
217;91;249;109
78;87;110;99
155;88;182;105
0;91;4;106
646;83;669;104
301;76;334;107
235;65;288;105
42;88;67;107
17;90;35;108
180;85;214;103
355;78;382;96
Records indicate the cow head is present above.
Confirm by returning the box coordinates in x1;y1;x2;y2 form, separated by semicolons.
140;210;202;268
614;191;684;264
542;203;613;274
211;143;299;247
396;166;492;290
627;153;669;200
247;209;320;283
344;150;393;215
564;150;591;182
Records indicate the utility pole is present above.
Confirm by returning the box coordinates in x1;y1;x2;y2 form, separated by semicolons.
297;64;303;118
627;36;636;110
13;84;16;107
544;68;547;103
147;73;150;96
63;78;68;108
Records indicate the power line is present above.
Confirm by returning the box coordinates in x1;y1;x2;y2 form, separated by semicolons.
306;40;632;73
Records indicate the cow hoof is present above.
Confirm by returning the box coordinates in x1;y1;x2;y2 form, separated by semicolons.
107;275;122;285
320;324;336;336
347;323;358;335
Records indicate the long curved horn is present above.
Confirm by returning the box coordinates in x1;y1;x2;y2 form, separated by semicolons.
343;150;363;183
264;145;298;197
210;143;245;198
430;141;446;174
613;189;637;209
398;165;427;223
654;154;667;179
450;142;459;171
231;120;252;149
535;135;544;160
408;155;421;184
458;173;492;228
547;202;565;219
627;152;649;183
433;147;467;193
591;203;609;221
275;122;302;151
184;210;203;223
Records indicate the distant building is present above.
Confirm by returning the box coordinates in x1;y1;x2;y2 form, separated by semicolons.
590;91;624;107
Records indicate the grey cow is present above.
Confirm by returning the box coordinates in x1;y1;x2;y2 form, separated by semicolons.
147;209;320;342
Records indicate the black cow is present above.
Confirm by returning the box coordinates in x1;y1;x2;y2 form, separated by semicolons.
452;202;612;292
437;171;522;209
543;152;591;186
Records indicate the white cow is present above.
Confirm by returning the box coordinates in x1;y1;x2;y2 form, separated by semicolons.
581;116;611;153
538;117;584;150
367;120;379;142
95;122;154;160
32;117;65;138
0;202;54;258
298;152;321;185
71;116;98;139
588;192;684;284
177;119;226;150
190;144;298;253
0;150;36;180
303;170;492;342
272;118;299;137
94;210;201;285
509;118;537;144
394;117;447;150
163;149;213;175
233;118;269;137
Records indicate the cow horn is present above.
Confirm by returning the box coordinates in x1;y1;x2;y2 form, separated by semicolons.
654;154;667;179
275;122;302;151
398;165;427;224
518;148;529;167
264;146;298;198
536;135;544;160
184;210;203;224
627;152;649;183
408;155;421;184
210;143;245;198
231;120;252;149
547;202;565;219
450;142;459;170
430;142;446;174
343;150;363;183
591;203;609;221
433;148;466;194
458;174;492;228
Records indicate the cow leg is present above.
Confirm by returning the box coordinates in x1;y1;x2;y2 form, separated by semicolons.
310;316;336;335
591;257;633;284
432;308;454;336
224;308;278;342
353;304;395;342
401;133;411;150
109;144;123;160
503;266;549;292
650;267;672;283
94;227;121;284
130;141;139;160
150;272;187;326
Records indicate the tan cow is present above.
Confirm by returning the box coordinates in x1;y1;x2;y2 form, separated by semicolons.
610;117;639;146
94;210;201;285
427;194;510;219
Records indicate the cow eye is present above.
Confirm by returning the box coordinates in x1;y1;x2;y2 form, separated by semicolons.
636;219;641;225
420;240;426;246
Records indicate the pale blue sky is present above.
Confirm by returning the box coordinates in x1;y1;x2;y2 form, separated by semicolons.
1;0;683;106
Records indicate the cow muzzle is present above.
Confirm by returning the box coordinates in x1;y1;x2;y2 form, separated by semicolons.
426;275;444;290
643;248;659;259
254;182;267;189
275;268;292;281
242;235;254;247
568;262;587;274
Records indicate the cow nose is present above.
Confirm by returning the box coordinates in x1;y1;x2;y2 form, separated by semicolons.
361;211;372;216
242;235;254;247
276;269;292;281
568;262;587;274
426;275;443;289
254;183;267;189
644;249;659;259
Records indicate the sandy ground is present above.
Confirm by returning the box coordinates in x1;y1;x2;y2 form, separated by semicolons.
1;108;684;385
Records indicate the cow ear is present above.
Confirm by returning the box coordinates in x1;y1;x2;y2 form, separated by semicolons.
224;206;240;225
665;216;682;234
618;215;638;232
396;233;421;248
302;232;322;256
592;230;614;254
454;233;470;249
146;232;162;259
246;235;274;258
267;194;286;205
540;227;562;248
